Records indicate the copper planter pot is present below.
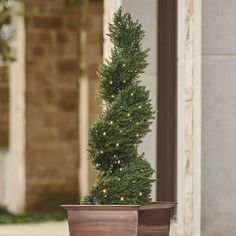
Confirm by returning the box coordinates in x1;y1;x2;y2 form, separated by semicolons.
62;202;176;236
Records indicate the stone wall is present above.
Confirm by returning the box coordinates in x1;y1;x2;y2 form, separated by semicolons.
0;66;9;148
87;2;103;187
24;0;103;210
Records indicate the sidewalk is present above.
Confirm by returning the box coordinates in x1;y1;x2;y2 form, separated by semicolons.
0;221;69;236
0;221;177;236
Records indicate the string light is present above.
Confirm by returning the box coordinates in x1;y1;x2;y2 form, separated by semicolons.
136;133;140;137
120;168;123;171
117;160;121;164
120;197;124;201
114;155;117;158
109;81;113;84
110;121;114;125
131;93;134;96
116;143;119;147
120;129;123;133
120;106;123;108
139;105;142;109
127;113;130;117
139;192;143;196
132;181;136;183
103;132;106;136
100;150;104;154
123;64;126;67
103;189;107;193
141;169;144;172
111;95;115;98
123;80;126;83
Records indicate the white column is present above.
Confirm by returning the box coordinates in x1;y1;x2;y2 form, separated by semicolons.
79;0;90;198
176;0;202;235
4;2;26;214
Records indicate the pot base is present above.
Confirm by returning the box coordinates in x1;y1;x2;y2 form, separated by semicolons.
62;202;176;236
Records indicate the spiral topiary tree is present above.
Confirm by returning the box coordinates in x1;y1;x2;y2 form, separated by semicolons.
82;8;155;205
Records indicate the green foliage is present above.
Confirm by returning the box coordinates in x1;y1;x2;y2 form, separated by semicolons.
98;8;149;104
0;207;66;224
82;8;155;205
0;0;17;62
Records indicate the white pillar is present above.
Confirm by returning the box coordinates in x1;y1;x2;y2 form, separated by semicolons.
176;0;202;235
4;2;26;214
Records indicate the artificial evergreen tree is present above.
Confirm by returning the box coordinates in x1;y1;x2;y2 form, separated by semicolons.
82;8;155;205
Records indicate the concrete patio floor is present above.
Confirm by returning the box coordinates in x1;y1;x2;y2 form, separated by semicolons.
0;221;177;236
0;221;69;236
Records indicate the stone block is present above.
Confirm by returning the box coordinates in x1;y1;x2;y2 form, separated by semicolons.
57;32;68;44
56;89;78;111
33;17;63;29
57;59;77;74
32;45;45;57
66;15;80;30
89;1;103;15
58;129;78;141
0;128;9;147
0;87;9;105
0;66;9;84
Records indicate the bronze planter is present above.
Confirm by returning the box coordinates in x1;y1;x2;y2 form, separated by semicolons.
62;202;176;236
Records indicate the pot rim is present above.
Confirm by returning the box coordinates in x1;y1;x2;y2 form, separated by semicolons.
61;201;176;211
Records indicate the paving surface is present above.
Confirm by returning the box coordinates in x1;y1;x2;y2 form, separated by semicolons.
0;221;177;236
0;221;69;236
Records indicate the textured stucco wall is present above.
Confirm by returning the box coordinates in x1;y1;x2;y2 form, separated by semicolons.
202;0;236;235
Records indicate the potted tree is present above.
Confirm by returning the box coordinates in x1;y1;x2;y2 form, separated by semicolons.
62;8;176;236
